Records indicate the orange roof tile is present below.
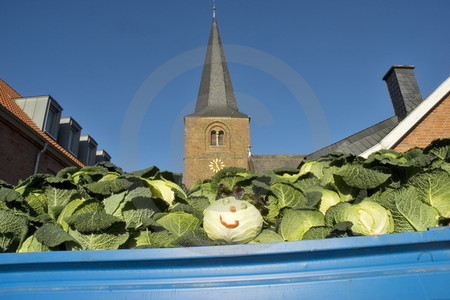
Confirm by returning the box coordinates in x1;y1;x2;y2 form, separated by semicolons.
0;78;84;167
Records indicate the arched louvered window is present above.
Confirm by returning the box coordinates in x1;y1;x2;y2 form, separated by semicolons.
210;130;217;146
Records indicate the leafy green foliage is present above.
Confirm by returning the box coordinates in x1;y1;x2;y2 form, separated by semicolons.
65;212;122;233
303;226;332;240
68;223;129;250
17;235;50;253
335;164;391;189
17;235;51;253
0;188;23;203
279;209;325;241
0;139;448;253
251;229;284;243
156;212;201;237
173;229;220;247
122;209;155;229
377;189;415;233
45;187;81;219
35;223;74;247
394;187;440;231
270;182;308;209
83;178;134;196
409;170;450;217
132;230;176;248
0;209;28;252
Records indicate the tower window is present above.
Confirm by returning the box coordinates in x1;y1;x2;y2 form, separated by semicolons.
210;130;217;146
218;131;224;145
210;130;225;146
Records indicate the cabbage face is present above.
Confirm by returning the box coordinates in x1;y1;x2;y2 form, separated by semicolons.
203;197;263;244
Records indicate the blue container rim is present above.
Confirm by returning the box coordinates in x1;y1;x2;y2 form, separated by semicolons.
1;226;449;265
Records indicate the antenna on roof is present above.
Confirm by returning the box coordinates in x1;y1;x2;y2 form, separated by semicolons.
212;0;216;18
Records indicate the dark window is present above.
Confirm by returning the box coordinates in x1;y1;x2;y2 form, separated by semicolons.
210;129;225;147
218;131;224;146
45;107;57;134
68;127;76;152
87;145;95;165
210;130;217;146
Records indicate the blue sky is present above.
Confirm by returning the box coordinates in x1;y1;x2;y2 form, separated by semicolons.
2;0;449;173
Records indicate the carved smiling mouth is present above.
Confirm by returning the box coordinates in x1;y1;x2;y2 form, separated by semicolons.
220;215;239;228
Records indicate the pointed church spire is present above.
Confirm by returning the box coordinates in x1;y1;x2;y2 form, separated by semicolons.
190;8;248;118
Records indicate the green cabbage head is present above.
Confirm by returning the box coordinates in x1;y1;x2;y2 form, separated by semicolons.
341;200;394;236
203;197;263;244
318;189;342;214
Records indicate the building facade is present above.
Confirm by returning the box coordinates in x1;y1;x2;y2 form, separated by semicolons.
0;79;110;185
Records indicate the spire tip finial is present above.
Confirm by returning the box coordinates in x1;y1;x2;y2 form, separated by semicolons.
212;0;216;18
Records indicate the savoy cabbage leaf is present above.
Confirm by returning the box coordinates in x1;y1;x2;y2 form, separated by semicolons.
45;186;80;220
271;182;308;209
0;209;28;252
103;191;128;217
65;212;122;233
376;189;415;233
122;209;155;229
251;229;284;243
68;222;129;250
156;212;201;237
395;187;440;231
132;230;176;248
23;189;47;216
335;164;391;189
278;209;325;241
35;223;74;248
409;170;450;218
17;235;50;253
83;178;133;196
302;226;332;240
173;228;220;247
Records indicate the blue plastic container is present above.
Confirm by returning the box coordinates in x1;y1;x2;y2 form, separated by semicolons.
1;227;449;299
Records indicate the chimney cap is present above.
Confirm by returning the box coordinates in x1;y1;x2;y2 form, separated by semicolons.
382;65;415;81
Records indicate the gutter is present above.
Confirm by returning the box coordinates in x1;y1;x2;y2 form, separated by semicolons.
34;142;49;174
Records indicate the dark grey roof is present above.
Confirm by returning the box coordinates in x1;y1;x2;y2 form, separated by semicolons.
306;116;399;160
307;66;427;160
187;16;248;118
249;155;306;173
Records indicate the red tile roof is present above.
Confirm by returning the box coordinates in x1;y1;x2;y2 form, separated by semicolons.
0;78;84;167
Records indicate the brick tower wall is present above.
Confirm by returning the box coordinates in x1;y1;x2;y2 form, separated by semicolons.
184;116;250;187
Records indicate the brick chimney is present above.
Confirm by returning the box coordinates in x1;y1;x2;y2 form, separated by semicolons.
382;65;422;120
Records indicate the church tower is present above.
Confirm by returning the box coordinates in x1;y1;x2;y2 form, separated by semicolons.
184;10;250;187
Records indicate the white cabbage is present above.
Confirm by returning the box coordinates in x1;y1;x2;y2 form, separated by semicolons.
203;197;263;244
